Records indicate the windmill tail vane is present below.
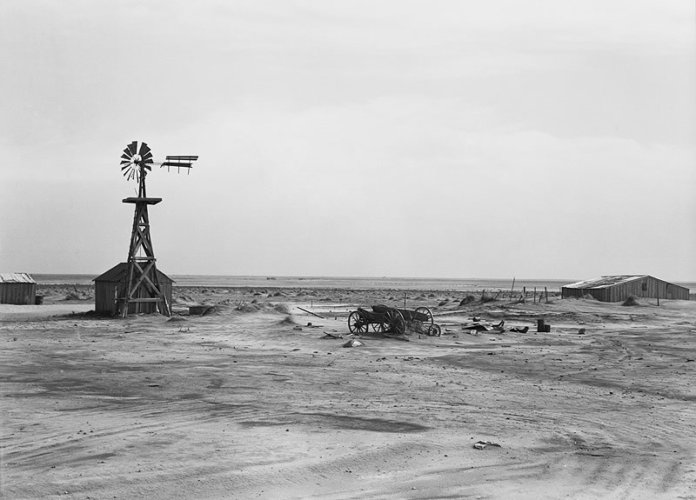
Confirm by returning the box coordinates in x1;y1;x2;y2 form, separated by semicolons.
161;155;199;174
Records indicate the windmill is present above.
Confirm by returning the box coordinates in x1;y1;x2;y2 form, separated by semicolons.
118;140;198;317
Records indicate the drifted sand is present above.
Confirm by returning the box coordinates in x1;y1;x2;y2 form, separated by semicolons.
1;286;695;499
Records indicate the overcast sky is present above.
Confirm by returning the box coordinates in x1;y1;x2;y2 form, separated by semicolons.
1;1;694;281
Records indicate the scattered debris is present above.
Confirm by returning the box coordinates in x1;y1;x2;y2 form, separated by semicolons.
510;326;529;333
473;440;501;450
462;319;505;333
322;332;343;339
342;339;364;348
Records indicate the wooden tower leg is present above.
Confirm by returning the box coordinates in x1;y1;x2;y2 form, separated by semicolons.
121;199;170;317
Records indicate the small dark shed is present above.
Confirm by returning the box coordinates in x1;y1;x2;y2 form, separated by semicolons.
562;275;689;302
0;273;37;305
93;263;173;315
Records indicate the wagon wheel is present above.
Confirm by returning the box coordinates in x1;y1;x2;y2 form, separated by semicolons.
348;311;370;334
385;310;406;335
428;324;442;337
414;307;434;328
371;322;386;333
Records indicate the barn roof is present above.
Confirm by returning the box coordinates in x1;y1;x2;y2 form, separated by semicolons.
0;273;36;284
93;263;173;283
563;275;648;290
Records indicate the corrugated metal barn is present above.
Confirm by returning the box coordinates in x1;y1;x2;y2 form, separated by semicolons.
93;263;173;315
0;273;37;305
562;275;689;302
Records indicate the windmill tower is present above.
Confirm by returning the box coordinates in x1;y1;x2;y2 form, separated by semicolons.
118;141;198;317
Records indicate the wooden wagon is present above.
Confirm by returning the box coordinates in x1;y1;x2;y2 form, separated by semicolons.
347;305;441;336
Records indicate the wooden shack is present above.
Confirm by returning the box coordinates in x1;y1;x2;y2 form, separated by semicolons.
562;275;689;302
0;273;37;305
93;263;173;315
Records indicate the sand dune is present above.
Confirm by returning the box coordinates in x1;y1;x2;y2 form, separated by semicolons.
1;286;695;498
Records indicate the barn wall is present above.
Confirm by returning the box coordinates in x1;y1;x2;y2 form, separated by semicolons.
95;276;173;315
605;277;689;302
665;282;690;300
563;277;690;302
0;283;36;305
561;287;585;299
161;280;173;310
95;282;119;315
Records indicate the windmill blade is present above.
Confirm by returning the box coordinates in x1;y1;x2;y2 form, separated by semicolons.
120;142;145;183
138;142;151;158
139;142;154;166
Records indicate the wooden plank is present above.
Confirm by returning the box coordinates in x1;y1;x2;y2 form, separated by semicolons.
122;197;162;204
297;307;324;319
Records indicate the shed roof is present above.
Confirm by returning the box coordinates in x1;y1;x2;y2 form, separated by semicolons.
93;263;173;283
0;273;36;284
563;275;648;290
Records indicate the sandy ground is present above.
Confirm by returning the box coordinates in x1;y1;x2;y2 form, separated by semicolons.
1;286;695;499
